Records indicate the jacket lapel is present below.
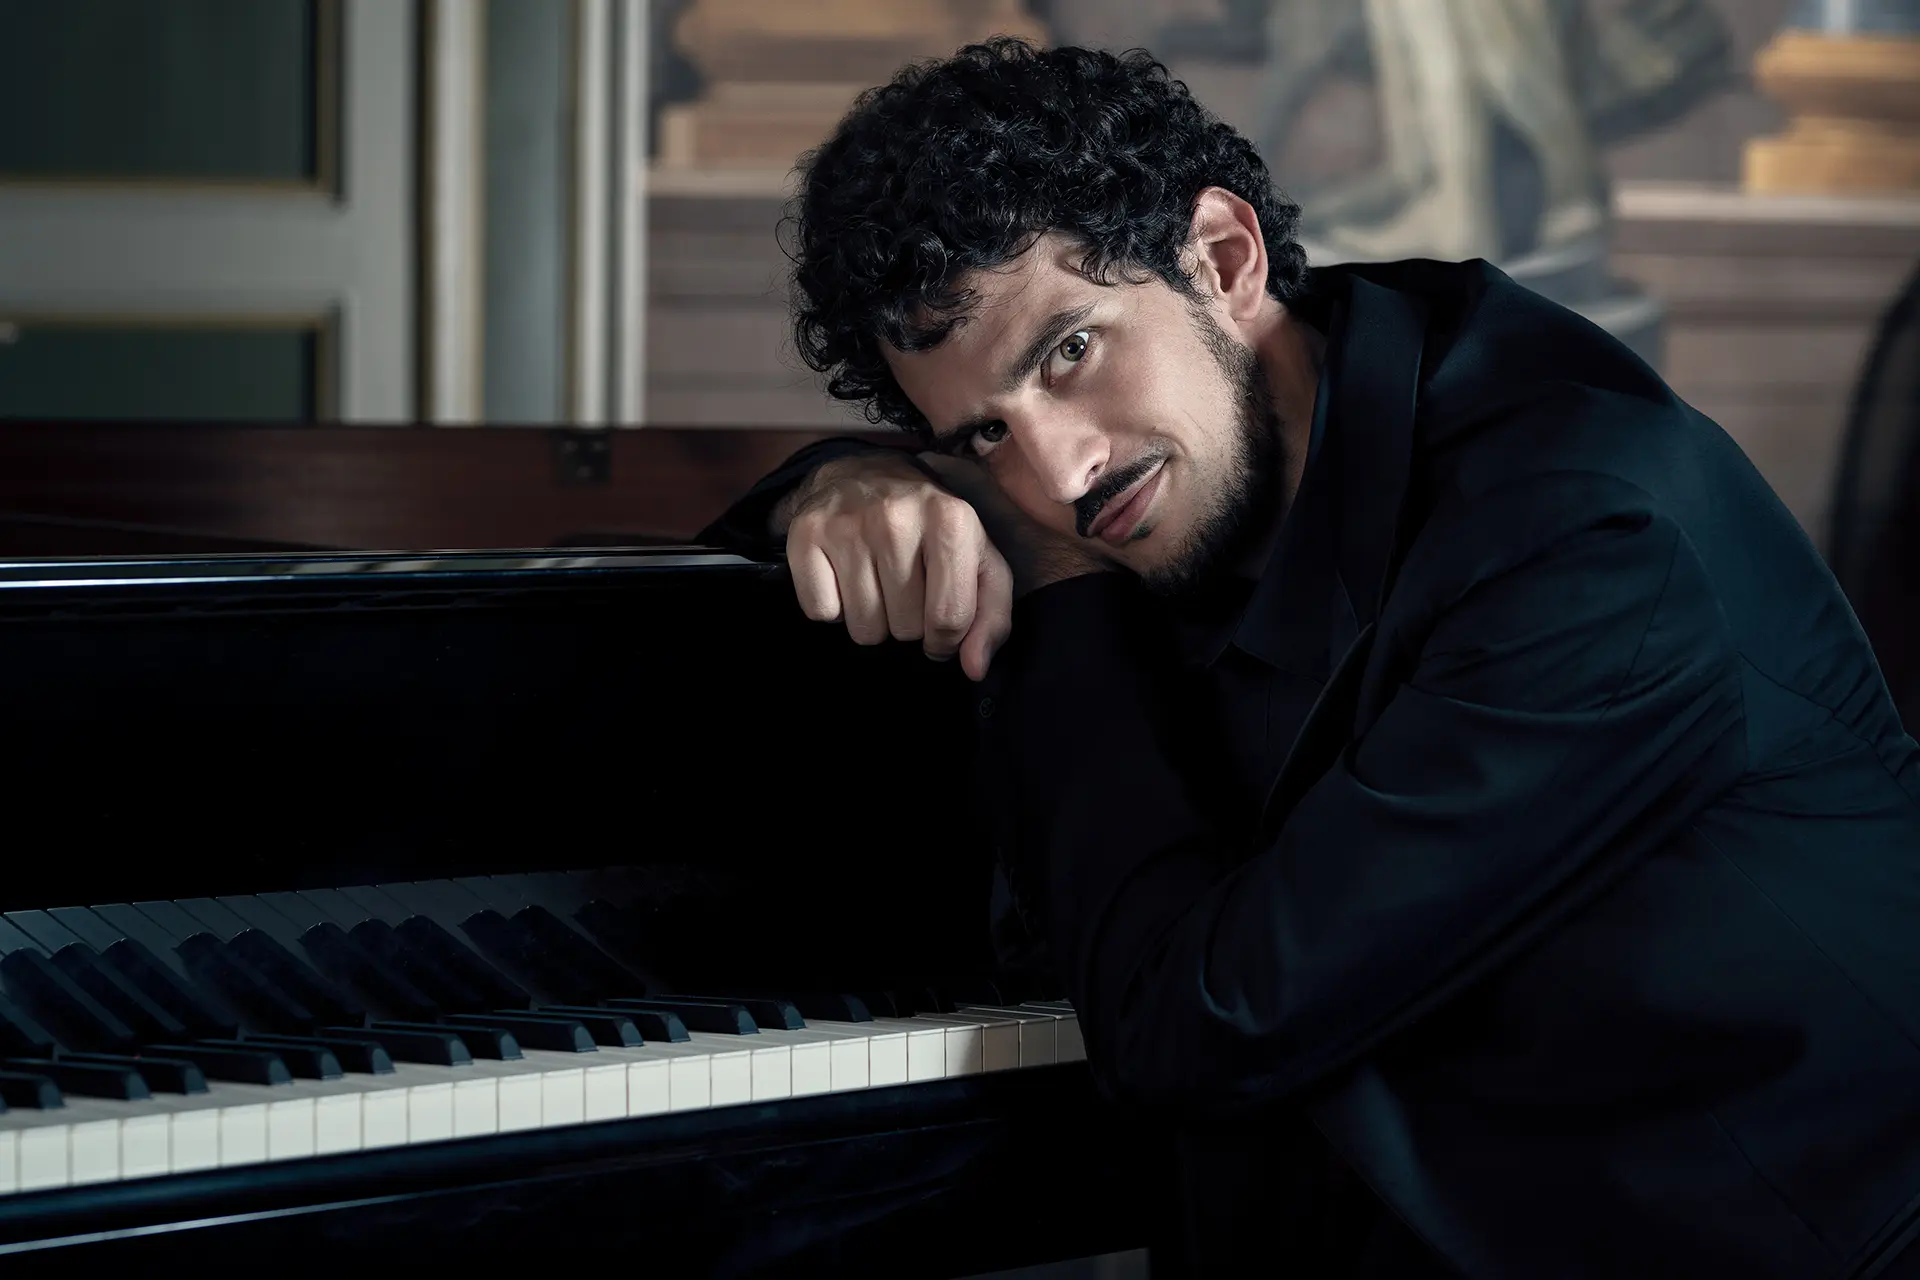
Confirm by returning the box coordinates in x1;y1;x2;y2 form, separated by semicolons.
1257;275;1429;840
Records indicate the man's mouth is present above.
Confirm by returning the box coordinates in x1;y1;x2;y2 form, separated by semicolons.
1086;462;1166;544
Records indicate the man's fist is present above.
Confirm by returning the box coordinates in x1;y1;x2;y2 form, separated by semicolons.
779;451;1014;681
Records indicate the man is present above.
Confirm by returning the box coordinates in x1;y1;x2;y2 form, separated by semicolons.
702;39;1920;1278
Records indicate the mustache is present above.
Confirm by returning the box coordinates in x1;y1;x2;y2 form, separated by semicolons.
1075;453;1163;539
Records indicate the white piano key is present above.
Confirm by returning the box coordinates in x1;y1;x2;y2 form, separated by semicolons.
316;1090;363;1154
131;899;213;945
327;884;412;926
624;1055;672;1116
45;906;121;953
450;876;522;916
871;1018;960;1081
408;1081;455;1144
681;1034;754;1106
168;1099;221;1172
4;909;86;952
745;1041;791;1101
1015;1003;1085;1061
616;1040;714;1111
0;1128;15;1195
916;1012;1023;1074
266;1096;316;1161
453;1075;498;1138
120;1109;171;1181
911;1017;986;1076
67;1107;121;1186
173;897;252;940
215;894;316;951
254;890;336;930
960;1005;1058;1066
518;1053;585;1127
752;1029;836;1096
16;1113;69;1191
813;1020;908;1087
219;1100;270;1166
83;903;194;979
584;1062;628;1122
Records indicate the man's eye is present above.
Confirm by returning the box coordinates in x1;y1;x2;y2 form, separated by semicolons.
1044;330;1092;384
972;420;1010;454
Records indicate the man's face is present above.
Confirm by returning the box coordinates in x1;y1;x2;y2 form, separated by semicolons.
885;235;1283;595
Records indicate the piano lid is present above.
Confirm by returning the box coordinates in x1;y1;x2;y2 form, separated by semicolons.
0;546;762;589
0;546;775;617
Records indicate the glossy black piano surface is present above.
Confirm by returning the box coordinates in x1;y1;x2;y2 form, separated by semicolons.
0;550;1161;1275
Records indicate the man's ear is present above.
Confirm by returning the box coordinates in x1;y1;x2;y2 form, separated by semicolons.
1186;187;1269;323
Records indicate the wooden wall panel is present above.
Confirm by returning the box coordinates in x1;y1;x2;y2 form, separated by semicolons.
0;422;895;555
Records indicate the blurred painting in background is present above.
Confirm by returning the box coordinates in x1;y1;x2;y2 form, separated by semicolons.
0;0;1916;587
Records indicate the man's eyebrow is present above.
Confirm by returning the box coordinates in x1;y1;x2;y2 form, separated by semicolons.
927;302;1098;450
999;302;1097;394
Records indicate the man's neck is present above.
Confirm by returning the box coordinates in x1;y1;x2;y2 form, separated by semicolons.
1234;309;1326;580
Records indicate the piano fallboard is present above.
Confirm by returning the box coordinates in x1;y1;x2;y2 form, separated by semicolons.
0;551;1162;1272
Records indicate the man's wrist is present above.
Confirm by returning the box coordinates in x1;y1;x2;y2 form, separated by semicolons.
767;452;882;539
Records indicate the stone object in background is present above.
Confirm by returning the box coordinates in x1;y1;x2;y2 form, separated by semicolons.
1743;0;1920;194
657;0;1047;170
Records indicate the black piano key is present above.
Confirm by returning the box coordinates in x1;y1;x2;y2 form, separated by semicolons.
49;943;190;1042
513;905;644;993
226;930;367;1027
535;1006;647;1047
147;1042;293;1087
175;933;318;1034
60;1052;208;1095
395;916;533;1010
605;998;758;1036
458;910;592;1004
0;948;138;1052
221;1036;343;1080
665;994;805;1031
0;1070;62;1109
297;922;439;1022
910;986;958;1014
371;1020;521;1061
325;1024;473;1068
857;991;903;1018
601;1006;687;1043
442;1012;595;1054
0;992;60;1058
348;919;486;1013
572;899;663;976
241;1032;394;1075
99;937;241;1040
790;992;872;1023
1;1057;149;1102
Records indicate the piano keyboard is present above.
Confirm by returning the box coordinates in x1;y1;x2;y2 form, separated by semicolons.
0;871;1082;1195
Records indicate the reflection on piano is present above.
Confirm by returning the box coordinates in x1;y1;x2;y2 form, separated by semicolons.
0;550;1159;1272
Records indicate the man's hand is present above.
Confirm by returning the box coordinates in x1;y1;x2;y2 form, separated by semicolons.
778;450;1014;680
915;452;1111;598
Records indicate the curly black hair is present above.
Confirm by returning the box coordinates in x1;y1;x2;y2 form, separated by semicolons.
786;37;1311;438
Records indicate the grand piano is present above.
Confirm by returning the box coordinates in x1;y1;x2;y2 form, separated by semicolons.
0;546;1163;1274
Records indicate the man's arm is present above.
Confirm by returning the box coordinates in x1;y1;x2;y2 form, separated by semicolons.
975;473;1747;1107
695;437;898;558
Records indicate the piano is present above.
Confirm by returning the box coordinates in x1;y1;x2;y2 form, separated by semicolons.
0;548;1162;1273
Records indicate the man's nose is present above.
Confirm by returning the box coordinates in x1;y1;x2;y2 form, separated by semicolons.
1014;410;1107;507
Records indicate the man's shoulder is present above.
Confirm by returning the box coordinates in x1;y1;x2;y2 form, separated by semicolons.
1313;256;1670;418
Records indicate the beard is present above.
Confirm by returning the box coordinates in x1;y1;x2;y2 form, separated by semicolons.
1134;304;1287;597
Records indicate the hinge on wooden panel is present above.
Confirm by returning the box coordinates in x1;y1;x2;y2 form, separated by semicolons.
551;428;611;487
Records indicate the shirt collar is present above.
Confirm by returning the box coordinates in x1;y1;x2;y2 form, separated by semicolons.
1170;287;1347;673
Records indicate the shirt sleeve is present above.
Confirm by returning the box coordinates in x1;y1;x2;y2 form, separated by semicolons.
694;436;904;560
974;480;1748;1108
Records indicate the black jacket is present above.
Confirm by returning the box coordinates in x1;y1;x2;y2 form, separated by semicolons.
704;259;1920;1278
